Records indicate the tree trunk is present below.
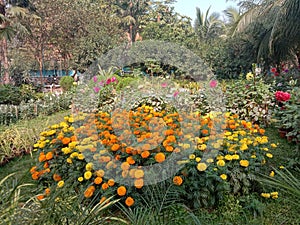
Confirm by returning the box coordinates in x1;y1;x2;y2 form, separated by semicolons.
1;38;9;84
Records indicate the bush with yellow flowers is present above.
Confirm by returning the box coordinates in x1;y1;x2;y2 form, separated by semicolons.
30;105;277;208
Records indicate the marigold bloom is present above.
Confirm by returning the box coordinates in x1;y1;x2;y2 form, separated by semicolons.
173;176;183;186
266;153;273;158
62;137;71;145
57;180;64;188
84;171;92;180
220;174;227;180
155;152;166;163
134;169;144;179
117;186;127;196
39;152;46;162
94;177;103;185
197;163;207;172
134;178;144;189
45;188;51;196
111;144;120;151
102;183;109;190
84;185;95;198
125;197;135;207
108;179;115;186
141;150;150;158
121;162;130;170
269;171;275;177
239;160;249;167
36;195;44;201
217;160;225;167
261;193;270;198
126;156;135;165
53;174;62;181
45;152;53;160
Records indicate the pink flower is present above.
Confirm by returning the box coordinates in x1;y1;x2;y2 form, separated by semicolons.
93;86;100;93
275;91;291;102
209;80;217;88
111;76;117;82
106;78;111;85
173;91;179;97
270;67;277;73
93;76;98;83
99;81;104;86
161;83;168;88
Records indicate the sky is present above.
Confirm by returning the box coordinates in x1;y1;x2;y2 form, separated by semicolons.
173;0;239;23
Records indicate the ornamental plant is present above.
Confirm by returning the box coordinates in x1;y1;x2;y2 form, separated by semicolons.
30;107;278;209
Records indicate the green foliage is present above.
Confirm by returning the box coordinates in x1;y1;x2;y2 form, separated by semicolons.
59;76;75;92
224;74;274;125
0;85;22;105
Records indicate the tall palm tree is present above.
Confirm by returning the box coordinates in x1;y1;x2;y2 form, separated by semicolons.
194;6;225;42
223;6;241;36
230;0;300;65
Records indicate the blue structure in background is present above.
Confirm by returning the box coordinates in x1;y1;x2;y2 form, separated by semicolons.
29;70;77;77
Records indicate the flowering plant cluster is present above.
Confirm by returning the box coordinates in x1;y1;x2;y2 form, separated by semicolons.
30;104;278;208
275;91;291;102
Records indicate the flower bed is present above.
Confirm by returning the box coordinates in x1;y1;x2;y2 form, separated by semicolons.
30;105;278;208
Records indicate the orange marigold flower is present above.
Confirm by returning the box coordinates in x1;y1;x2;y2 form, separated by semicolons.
45;188;51;196
45;152;53;160
165;145;174;152
141;150;150;158
155;152;165;163
125;197;135;207
111;144;120;151
134;178;144;189
173;176;183;186
201;129;209;135
38;152;46;162
102;183;109;190
94;177;103;185
30;166;37;174
36;194;44;201
53;174;62;182
108;179;115;186
31;172;39;180
142;143;151;151
121;162;130;170
62;137;71;145
84;185;95;198
126;156;135;165
117;186;127;196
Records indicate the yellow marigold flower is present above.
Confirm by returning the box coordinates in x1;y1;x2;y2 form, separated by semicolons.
198;144;207;151
66;158;72;164
206;158;214;163
270;143;277;148
62;147;72;155
240;143;248;151
197;163;207;172
68;117;74;123
183;143;191;149
216;155;224;160
195;157;201;162
134;169;144;179
251;155;256;159
224;131;232;136
78;154;85;160
261;193;270;198
84;171;93;180
217;160;225;167
220;174;227;180
189;154;196;160
240;160;249;167
279;165;285;169
269;171;275;177
266;153;273;158
70;152;79;158
57;180;64;188
224;155;233;161
270;191;278;196
86;163;94;171
78;177;84;182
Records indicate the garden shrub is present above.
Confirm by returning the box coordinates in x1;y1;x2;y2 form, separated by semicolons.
59;76;74;92
0;85;22;105
224;74;274;126
30;107;278;209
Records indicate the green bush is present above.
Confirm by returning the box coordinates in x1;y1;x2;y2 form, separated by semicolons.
59;76;74;92
0;85;22;105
